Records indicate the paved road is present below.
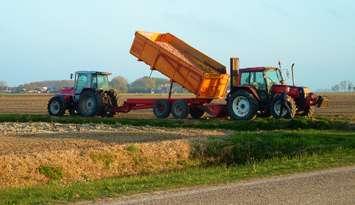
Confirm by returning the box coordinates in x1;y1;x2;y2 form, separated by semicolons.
88;166;355;205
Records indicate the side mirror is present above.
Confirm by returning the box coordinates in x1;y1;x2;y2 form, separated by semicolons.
70;73;73;79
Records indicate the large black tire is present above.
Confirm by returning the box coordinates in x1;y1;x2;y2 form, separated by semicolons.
271;95;297;119
228;90;258;120
78;90;102;117
48;96;65;116
171;100;189;119
190;106;205;119
153;100;171;119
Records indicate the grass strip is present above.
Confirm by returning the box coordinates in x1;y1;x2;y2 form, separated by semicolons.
192;130;355;164
0;114;352;131
0;148;354;205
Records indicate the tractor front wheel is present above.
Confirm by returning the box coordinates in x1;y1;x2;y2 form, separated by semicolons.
228;90;258;120
271;95;297;119
48;96;65;116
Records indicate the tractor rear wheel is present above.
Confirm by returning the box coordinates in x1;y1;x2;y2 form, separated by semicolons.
190;106;205;119
153;100;170;119
228;90;258;120
271;95;297;119
171;100;189;119
78;90;102;117
48;96;65;116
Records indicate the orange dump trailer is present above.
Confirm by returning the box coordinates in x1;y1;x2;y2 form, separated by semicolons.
130;31;229;99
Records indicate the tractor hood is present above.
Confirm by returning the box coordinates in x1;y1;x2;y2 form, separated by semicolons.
271;85;310;99
59;87;75;96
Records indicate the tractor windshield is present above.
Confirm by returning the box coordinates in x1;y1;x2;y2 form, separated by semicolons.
96;74;110;90
265;69;283;85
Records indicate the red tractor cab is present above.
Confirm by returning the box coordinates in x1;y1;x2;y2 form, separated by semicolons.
227;58;326;120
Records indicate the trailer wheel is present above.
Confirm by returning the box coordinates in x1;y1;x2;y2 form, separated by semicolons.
153;100;170;119
78;90;102;117
271;95;296;119
171;100;189;119
228;90;258;120
48;96;65;116
190;106;205;119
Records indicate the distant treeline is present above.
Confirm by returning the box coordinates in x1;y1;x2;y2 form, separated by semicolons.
331;81;355;92
0;76;188;94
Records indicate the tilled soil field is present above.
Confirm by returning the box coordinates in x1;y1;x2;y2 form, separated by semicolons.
0;122;226;154
0;93;354;119
0;122;226;188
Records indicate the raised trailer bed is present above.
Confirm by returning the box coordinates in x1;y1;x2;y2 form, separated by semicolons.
130;31;229;99
122;31;230;119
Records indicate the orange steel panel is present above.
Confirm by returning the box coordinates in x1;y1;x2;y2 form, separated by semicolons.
130;31;228;99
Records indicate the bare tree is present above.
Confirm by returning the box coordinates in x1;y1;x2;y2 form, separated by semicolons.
110;76;128;93
331;84;340;92
348;82;353;92
0;81;7;91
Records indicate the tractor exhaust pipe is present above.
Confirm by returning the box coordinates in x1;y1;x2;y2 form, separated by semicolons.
230;57;239;90
291;63;295;86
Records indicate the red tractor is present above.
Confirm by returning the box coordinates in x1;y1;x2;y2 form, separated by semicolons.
47;71;118;117
227;58;326;120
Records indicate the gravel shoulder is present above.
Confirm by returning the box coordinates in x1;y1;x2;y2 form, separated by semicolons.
89;166;355;205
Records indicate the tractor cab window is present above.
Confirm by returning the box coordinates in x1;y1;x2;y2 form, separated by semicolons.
265;69;283;89
240;71;266;90
240;72;250;86
250;72;266;90
95;74;110;90
75;73;90;93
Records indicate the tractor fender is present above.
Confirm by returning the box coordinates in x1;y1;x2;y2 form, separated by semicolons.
273;92;288;101
229;86;261;101
52;94;66;103
53;94;74;109
80;88;97;95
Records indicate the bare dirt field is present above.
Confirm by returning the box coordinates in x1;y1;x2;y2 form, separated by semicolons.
0;93;354;119
0;122;226;188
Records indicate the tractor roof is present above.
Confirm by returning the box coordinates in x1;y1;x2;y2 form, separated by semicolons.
240;67;278;73
75;71;112;75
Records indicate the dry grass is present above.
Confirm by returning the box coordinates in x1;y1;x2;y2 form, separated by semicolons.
0;122;226;189
0;139;193;188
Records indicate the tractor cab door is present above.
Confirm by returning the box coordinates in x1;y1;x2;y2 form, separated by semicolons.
241;71;269;103
74;73;92;100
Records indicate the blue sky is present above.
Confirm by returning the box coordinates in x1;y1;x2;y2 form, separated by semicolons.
0;0;354;90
